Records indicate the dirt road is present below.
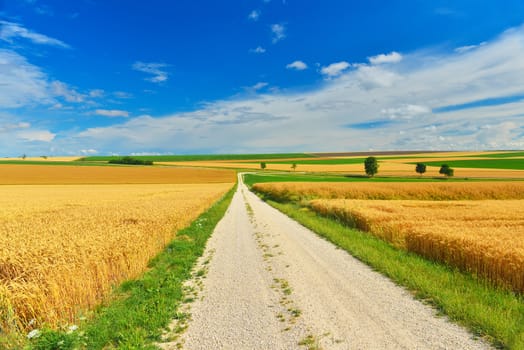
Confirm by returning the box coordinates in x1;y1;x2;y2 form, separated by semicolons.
160;175;491;349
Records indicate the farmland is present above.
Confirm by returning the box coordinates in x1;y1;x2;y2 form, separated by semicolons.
143;150;524;179
0;164;235;347
0;183;233;333
252;181;524;293
0;164;235;184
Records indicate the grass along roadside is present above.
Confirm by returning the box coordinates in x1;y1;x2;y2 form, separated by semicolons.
260;199;524;349
23;184;237;350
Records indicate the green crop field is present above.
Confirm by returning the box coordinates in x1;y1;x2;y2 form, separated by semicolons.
422;158;524;170
471;151;524;158
242;173;485;187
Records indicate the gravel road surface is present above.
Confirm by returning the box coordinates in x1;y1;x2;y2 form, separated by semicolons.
159;174;491;349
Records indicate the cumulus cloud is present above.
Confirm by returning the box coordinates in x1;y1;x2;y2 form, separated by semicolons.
320;61;350;77
249;46;266;54
0;21;69;48
132;61;169;83
17;129;55;142
368;51;402;65
248;10;260;21
271;24;286;43
94;109;129;118
286;60;308;70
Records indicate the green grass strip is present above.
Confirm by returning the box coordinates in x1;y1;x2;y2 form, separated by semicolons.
26;184;237;350
265;200;524;349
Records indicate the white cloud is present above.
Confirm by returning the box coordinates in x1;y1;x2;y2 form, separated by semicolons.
89;89;104;98
454;42;487;54
17;130;55;142
320;61;350;77
80;149;97;155
246;82;268;92
95;109;129;118
0;121;30;132
249;46;266;54
114;91;133;99
368;51;402;65
248;10;260;21
6;23;524;156
381;104;431;120
132;61;169;83
66;24;524;154
271;24;286;43
286;60;308;70
354;65;401;89
0;21;69;48
51;81;85;103
0;49;52;108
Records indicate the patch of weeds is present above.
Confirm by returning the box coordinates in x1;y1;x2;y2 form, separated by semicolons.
299;334;322;350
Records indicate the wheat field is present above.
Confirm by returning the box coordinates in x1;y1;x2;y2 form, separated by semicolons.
309;198;524;293
252;181;524;201
253;181;524;293
0;183;233;333
0;164;235;184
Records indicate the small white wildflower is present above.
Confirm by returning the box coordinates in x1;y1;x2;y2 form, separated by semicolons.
27;329;41;339
28;318;36;326
68;324;78;332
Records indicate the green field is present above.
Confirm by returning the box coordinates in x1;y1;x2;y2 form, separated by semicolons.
79;153;315;162
471;151;524;158
422;158;524;170
242;173;486;187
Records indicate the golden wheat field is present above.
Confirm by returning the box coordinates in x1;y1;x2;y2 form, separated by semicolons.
0;164;236;184
253;181;524;293
0;182;233;333
309;199;524;293
252;181;524;201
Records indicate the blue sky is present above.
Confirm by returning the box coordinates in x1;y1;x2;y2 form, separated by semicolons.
1;0;524;156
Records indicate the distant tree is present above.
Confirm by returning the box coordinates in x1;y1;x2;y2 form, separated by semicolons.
21;154;26;160
364;156;379;177
291;163;297;172
439;164;454;177
415;163;427;176
260;162;267;170
41;155;48;159
108;156;153;165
